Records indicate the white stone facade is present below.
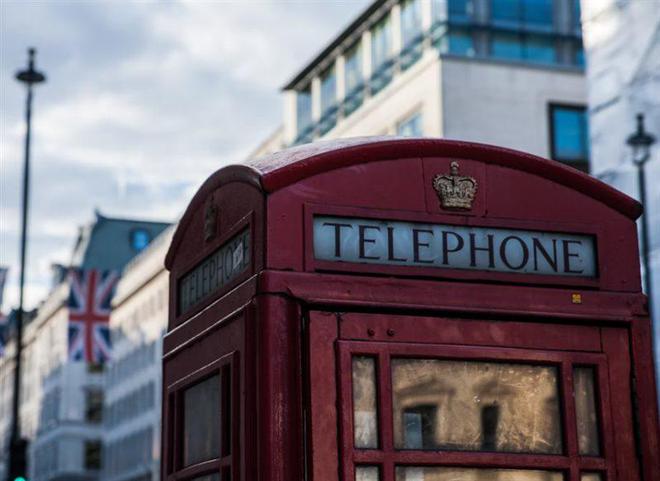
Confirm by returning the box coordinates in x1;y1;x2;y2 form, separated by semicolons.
581;0;660;391
0;283;105;481
100;227;173;481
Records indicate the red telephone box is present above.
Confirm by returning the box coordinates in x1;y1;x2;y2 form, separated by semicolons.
162;138;660;481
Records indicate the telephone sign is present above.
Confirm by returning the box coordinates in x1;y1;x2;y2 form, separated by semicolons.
314;215;597;277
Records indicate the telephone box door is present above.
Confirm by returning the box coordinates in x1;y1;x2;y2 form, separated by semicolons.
309;311;639;481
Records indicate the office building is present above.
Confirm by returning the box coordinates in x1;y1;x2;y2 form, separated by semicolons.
251;0;588;176
0;212;169;481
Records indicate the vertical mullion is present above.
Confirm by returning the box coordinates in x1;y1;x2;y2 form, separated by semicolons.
338;344;356;481
561;360;580;481
378;352;394;481
595;360;616;481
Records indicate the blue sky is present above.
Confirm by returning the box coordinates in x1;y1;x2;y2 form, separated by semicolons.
0;0;371;310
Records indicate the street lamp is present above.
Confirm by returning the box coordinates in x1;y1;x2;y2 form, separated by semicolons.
8;47;46;481
626;113;656;320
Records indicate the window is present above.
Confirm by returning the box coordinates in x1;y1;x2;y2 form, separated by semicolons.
319;65;338;135
400;0;424;69
401;0;422;46
391;359;562;453
491;0;522;26
525;35;556;64
184;374;220;466
371;14;393;94
320;65;336;114
397;112;423;137
339;339;610;481
85;388;103;424
169;358;234;480
296;84;313;138
549;104;589;171
447;27;475;56
85;440;102;470
491;32;524;60
572;0;582;32
130;228;151;252
448;0;473;22
344;42;364;116
522;0;553;30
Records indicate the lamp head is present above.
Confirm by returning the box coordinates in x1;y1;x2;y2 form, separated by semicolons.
626;114;656;165
15;47;46;86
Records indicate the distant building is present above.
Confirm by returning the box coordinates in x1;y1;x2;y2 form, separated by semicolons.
0;212;170;481
102;227;173;481
580;0;660;390
251;0;589;175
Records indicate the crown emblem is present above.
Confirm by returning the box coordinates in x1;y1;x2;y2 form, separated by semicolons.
432;161;478;210
204;196;218;242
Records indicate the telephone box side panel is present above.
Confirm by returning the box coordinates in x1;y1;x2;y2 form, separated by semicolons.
253;294;305;481
161;310;246;481
167;181;265;330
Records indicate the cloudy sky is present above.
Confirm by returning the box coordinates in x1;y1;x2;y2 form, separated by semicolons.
0;0;371;311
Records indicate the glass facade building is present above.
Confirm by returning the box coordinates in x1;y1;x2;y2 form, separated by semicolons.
291;0;585;153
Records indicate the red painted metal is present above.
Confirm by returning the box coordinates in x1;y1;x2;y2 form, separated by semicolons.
162;138;659;481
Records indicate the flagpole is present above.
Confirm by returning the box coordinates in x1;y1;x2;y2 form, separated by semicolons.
9;47;46;481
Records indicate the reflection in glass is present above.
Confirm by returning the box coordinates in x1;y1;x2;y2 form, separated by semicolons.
403;405;437;449
357;466;381;481
580;474;602;481
353;357;379;448
184;374;220;466
392;359;562;453
574;367;601;456
395;467;563;481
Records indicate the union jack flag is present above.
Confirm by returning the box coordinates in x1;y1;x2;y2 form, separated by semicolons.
68;268;118;364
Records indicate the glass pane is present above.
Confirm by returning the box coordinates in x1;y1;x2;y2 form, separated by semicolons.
296;86;312;134
522;0;553;29
491;32;524;60
552;107;589;161
525;36;556;64
352;356;379;448
396;467;563;481
321;66;336;114
401;0;422;47
184;374;220;466
392;359;562;453
371;15;392;71
491;0;522;24
357;466;381;481
191;474;220;481
448;28;474;56
580;474;602;481
345;43;363;94
448;0;473;22
574;367;601;456
397;112;423;136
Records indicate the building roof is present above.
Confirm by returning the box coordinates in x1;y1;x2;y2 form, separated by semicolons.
167;137;642;267
70;210;171;272
282;0;387;90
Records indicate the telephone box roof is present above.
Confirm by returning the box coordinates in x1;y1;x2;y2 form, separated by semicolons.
169;138;641;267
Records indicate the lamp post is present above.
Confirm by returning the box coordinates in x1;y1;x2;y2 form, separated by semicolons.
8;47;46;481
626;113;657;320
